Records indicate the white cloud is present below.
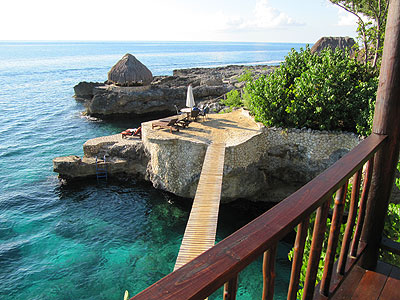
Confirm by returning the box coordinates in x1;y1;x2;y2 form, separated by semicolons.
0;0;355;42
252;0;302;28
229;0;304;30
337;8;358;26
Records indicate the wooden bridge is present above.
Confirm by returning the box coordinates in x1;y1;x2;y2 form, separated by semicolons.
174;142;226;271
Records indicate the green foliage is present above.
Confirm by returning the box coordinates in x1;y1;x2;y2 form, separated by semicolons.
221;89;243;108
396;162;400;191
238;70;253;83
241;89;252;110
245;46;378;136
218;107;233;114
380;201;400;266
380;161;400;265
220;70;252;109
330;0;388;69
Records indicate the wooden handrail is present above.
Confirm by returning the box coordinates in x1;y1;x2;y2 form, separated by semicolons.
130;133;387;300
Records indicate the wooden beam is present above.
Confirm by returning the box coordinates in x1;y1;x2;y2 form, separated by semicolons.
361;0;400;270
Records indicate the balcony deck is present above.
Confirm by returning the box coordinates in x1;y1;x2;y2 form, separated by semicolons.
331;261;400;300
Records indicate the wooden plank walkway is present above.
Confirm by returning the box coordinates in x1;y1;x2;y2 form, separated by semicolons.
174;142;226;271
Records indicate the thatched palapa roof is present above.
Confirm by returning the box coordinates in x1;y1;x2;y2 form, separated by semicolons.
311;36;356;55
108;54;153;86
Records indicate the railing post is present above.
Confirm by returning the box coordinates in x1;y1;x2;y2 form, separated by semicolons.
350;159;374;257
287;219;310;300
262;245;277;300
320;183;347;296
360;0;400;270
338;169;362;274
302;199;331;300
223;276;238;300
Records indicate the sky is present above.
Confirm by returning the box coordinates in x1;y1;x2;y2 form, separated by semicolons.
0;0;360;43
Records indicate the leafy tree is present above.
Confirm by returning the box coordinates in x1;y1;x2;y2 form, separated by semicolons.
244;46;377;136
330;0;389;68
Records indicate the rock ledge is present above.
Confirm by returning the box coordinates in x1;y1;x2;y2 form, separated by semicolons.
53;110;360;203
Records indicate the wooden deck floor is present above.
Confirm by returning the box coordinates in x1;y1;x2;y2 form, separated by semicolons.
174;143;226;271
331;261;400;300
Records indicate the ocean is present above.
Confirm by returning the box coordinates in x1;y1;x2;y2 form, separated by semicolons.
0;41;307;299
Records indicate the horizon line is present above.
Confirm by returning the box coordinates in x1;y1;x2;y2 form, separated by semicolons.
0;39;314;44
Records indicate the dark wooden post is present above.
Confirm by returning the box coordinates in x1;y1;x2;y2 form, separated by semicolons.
360;0;400;270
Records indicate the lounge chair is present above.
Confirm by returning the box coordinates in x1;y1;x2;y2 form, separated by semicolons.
121;126;141;138
176;116;191;128
152;118;180;133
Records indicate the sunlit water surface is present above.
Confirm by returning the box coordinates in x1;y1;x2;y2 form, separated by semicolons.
0;41;307;299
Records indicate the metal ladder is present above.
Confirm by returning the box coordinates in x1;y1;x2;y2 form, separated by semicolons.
95;155;107;182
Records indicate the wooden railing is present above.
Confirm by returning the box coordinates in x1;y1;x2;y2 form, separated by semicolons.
130;133;387;300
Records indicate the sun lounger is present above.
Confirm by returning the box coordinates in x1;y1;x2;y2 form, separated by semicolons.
152;118;180;133
121;127;141;138
176;116;191;128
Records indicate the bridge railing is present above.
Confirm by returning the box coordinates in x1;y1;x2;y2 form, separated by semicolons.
130;133;387;300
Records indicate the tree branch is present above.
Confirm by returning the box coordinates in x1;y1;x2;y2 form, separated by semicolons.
333;2;365;26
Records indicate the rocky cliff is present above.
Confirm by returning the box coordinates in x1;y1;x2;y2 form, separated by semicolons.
53;110;361;203
74;65;274;117
53;135;149;180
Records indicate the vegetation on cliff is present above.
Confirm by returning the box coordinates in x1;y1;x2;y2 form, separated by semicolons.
329;0;388;68
229;46;378;136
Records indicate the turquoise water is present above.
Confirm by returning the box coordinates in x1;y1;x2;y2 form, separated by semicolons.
0;41;305;299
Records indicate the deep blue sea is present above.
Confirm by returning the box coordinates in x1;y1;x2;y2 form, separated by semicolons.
0;41;307;300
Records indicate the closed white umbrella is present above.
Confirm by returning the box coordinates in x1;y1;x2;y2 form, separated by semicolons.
186;85;195;108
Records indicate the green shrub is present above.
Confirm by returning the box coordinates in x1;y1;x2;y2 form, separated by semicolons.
245;46;378;136
221;89;243;108
238;70;253;83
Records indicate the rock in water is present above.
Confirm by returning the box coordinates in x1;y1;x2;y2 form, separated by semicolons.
73;81;105;100
311;36;356;55
108;54;153;86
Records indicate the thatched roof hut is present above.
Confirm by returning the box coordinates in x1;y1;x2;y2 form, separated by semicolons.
311;36;356;55
108;54;153;86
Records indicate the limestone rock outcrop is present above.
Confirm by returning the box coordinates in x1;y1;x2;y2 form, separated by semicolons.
142;122;360;202
74;82;105;100
54;110;361;203
53;135;149;180
86;84;230;117
75;65;274;118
